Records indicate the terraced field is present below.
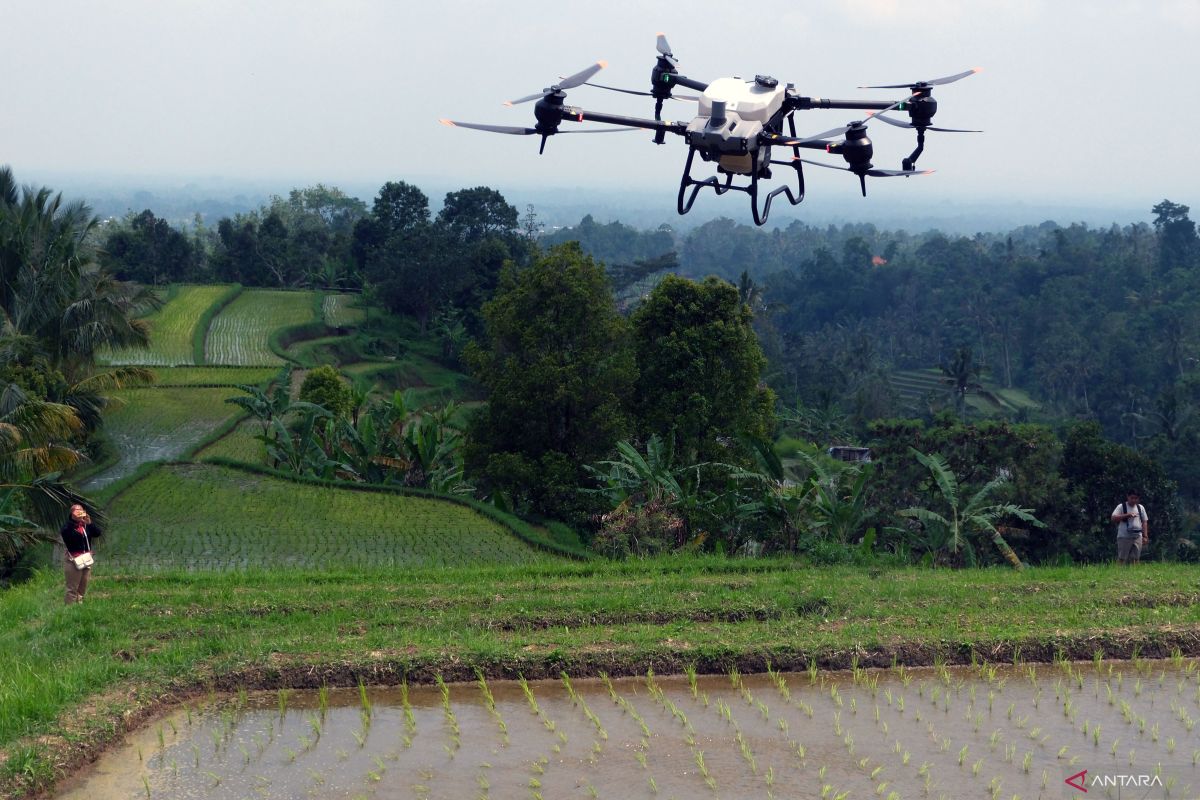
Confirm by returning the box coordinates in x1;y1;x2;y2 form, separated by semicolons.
150;366;279;386
84;386;249;488
322;292;365;326
891;369;1040;417
205;290;317;365
102;284;232;366
103;463;545;570
195;418;266;463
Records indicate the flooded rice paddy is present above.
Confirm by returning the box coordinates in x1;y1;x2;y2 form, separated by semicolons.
57;658;1200;800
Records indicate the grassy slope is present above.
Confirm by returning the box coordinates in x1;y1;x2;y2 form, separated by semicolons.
101;284;232;366
2;560;1200;795
205;290;317;366
103;463;545;570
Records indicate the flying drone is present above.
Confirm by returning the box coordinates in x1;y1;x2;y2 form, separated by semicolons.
441;35;981;225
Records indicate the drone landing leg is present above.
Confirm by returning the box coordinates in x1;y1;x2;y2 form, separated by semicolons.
750;151;805;226
677;147;735;216
902;129;927;171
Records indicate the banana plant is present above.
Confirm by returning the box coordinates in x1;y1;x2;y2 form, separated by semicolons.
899;448;1041;569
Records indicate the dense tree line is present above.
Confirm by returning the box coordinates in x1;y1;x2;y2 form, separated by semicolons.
100;182;529;335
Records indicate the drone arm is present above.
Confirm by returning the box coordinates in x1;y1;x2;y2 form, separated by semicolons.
787;96;901;113
668;74;709;93
562;106;688;136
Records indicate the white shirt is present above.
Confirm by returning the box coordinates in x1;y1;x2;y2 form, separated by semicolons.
1111;503;1147;538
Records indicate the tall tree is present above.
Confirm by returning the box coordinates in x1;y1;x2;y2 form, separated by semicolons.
464;242;636;520
631;274;775;461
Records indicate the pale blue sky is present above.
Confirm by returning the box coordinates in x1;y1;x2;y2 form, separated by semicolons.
4;0;1198;212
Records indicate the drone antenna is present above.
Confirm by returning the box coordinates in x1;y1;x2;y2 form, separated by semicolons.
859;174;868;197
539;134;549;155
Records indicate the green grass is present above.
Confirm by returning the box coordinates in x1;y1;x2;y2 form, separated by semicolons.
3;560;1200;797
81;387;248;488
101;285;232;366
205;290;318;366
103;463;547;571
148;366;279;386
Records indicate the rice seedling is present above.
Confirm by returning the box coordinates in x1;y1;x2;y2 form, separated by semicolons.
277;689;289;718
141;774;151;798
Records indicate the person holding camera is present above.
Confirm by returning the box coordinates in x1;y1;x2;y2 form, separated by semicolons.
60;504;102;604
1111;490;1148;565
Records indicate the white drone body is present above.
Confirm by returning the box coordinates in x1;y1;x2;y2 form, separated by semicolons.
686;76;788;174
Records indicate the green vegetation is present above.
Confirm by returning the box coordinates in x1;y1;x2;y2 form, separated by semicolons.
3;559;1200;797
195;419;265;463
463;243;637;520
85;387;250;487
322;293;365;327
148;366;279;387
890;369;1041;416
103;462;546;570
102;285;230;366
205;289;317;365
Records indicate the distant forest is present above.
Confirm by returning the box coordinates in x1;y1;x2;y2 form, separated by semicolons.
96;188;1200;509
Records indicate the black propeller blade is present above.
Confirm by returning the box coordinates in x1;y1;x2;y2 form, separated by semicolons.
439;120;536;136
576;81;700;101
505;61;607;106
791;157;934;197
869;114;981;133
440;119;640;135
859;67;982;90
793;157;934;177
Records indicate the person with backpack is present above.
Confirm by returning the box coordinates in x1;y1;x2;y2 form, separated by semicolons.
1111;490;1149;565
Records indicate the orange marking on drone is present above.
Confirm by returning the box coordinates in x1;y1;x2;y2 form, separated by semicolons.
438;119;455;127
597;60;608;69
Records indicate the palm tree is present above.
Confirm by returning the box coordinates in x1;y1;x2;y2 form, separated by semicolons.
0;384;94;560
899;448;1041;570
0;167;157;381
939;346;983;415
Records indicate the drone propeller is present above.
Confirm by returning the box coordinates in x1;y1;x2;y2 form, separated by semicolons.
505;61;608;106
656;32;678;66
439;119;639;135
868;114;980;133
859;68;982;90
563;79;699;101
792;156;934;197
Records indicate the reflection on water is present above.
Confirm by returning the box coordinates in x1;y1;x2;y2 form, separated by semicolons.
54;659;1200;800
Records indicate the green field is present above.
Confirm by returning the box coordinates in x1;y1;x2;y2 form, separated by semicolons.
102;463;545;570
83;387;248;488
102;284;231;366
322;292;365;326
3;560;1200;798
195;418;266;463
205;290;317;366
149;366;279;386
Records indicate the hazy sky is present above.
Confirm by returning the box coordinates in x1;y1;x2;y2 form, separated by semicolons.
4;0;1198;216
